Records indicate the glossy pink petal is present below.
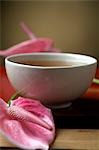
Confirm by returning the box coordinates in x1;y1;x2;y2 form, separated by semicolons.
0;97;55;150
0;38;54;57
0;22;60;57
0;98;8;118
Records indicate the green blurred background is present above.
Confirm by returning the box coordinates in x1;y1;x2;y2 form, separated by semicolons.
0;0;99;61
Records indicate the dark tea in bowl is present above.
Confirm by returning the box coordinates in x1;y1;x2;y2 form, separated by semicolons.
15;60;85;67
5;52;97;108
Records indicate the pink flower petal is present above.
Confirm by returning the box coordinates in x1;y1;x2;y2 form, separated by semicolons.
0;38;54;57
0;97;55;150
0;98;7;117
1;119;49;150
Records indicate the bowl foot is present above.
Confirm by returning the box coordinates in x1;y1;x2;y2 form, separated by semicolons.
48;102;72;109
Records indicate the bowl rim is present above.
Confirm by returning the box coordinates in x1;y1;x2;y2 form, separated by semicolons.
5;52;97;69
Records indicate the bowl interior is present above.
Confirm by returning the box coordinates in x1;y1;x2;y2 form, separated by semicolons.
6;52;97;69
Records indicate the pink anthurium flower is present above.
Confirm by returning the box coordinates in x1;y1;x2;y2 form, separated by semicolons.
0;97;55;150
0;38;56;57
0;22;60;57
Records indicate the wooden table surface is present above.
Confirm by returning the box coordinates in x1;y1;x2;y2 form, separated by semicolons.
0;129;99;150
0;57;99;150
0;98;99;150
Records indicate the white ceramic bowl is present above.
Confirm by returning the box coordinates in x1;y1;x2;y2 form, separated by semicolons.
5;53;97;108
